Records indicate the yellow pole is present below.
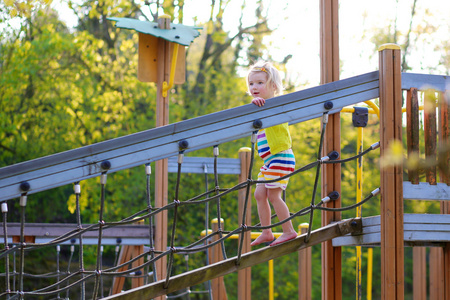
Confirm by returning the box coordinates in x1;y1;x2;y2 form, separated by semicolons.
367;248;373;300
356;126;363;300
269;259;274;300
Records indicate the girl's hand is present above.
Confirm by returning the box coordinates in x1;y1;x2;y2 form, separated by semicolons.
252;97;265;107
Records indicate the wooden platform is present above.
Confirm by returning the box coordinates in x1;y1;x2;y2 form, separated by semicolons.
332;214;450;247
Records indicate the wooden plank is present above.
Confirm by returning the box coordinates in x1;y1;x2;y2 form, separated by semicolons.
438;90;450;300
209;219;228;300
413;247;426;300
332;214;450;246
101;218;361;300
424;90;438;185
406;88;420;184
154;18;171;297
401;73;450;92
438;91;450;185
430;247;444;300
112;245;132;295
298;224;311;300
0;71;380;202
237;148;252;300
403;182;450;200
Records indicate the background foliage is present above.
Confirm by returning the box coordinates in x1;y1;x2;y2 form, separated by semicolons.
0;0;448;299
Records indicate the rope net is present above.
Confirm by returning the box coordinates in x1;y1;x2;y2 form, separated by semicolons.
0;113;380;299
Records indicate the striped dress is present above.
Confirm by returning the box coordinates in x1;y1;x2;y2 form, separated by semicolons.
256;129;296;190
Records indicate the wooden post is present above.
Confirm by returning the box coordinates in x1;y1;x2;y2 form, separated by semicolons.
154;15;171;300
378;43;404;300
298;223;311;300
438;91;450;299
412;247;426;300
209;218;228;300
320;1;341;299
424;90;437;185
406;88;420;184
238;147;252;300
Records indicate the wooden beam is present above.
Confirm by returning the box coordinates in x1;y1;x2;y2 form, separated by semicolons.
379;43;404;300
298;224;312;300
424;90;437;185
237;148;252;300
406;88;420;184
438;91;450;300
209;218;228;300
412;247;426;300
101;218;362;300
154;16;171;299
320;0;341;299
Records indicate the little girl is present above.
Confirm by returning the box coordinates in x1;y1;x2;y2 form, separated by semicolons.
247;61;298;247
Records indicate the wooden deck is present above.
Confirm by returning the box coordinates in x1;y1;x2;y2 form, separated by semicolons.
333;214;450;247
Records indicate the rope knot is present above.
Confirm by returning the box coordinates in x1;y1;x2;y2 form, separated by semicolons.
170;247;177;253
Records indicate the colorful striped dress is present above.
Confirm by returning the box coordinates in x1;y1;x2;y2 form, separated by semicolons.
256;129;295;190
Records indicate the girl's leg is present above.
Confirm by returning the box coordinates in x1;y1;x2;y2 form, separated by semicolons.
267;188;297;246
251;185;275;246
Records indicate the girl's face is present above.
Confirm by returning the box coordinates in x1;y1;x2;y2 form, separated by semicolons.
248;72;275;100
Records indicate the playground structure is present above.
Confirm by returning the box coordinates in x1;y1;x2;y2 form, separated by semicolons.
1;1;450;300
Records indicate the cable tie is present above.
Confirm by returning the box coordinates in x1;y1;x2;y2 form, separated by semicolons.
213;145;219;156
371;188;380;196
145;164;152;175
371;141;380;150
19;195;27;207
177;152;184;164
74;183;81;194
100;173;107;185
251;132;257;143
320;155;330;162
1;202;8;213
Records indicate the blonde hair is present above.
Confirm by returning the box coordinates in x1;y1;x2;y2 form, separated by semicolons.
247;60;284;96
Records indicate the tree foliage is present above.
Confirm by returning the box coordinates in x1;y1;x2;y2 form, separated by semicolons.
0;0;448;298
